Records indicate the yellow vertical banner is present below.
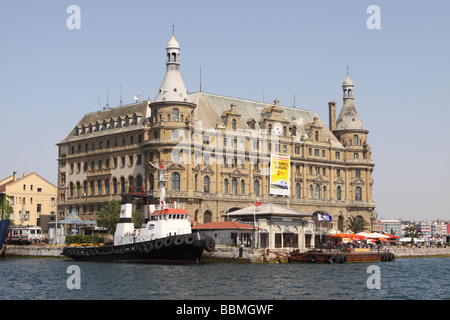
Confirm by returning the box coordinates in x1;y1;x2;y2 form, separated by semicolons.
269;154;290;195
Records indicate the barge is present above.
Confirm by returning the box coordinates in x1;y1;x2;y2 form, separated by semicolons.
288;249;395;263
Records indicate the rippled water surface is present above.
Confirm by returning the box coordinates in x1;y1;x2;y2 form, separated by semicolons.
0;257;449;300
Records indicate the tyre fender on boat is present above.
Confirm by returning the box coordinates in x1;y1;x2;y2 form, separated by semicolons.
138;243;146;253
163;236;174;247
327;255;338;264
339;255;348;263
154;239;163;250
174;235;184;246
203;236;215;252
309;253;317;263
144;242;153;253
185;234;196;245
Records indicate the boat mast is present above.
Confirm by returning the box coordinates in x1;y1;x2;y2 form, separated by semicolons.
158;159;166;210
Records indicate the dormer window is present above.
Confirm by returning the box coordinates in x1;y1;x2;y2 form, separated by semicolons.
232;119;236;130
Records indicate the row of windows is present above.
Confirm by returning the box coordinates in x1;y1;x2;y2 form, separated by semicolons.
68;175;144;197
68;155;143;174
9;196;55;207
70;135;143;154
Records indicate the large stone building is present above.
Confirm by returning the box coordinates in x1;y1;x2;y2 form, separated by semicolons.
56;35;376;232
0;172;57;232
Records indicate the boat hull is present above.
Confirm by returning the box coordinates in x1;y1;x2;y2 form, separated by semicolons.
288;250;395;263
61;234;214;264
0;220;11;255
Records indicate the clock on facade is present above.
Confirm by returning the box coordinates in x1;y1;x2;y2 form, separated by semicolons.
273;122;283;136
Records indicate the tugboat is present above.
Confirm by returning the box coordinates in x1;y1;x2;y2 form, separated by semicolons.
62;160;215;264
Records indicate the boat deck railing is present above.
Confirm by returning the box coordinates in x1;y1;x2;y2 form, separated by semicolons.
311;243;387;254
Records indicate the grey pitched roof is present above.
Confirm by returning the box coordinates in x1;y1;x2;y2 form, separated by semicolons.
224;203;310;218
58;101;149;144
336;100;366;131
189;92;342;147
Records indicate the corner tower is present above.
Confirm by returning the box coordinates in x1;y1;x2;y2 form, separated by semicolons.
334;75;369;151
154;35;190;103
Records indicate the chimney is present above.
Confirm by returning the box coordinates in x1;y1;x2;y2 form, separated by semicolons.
328;100;336;132
13;171;17;181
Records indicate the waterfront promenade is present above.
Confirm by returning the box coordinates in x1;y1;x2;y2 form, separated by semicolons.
4;244;450;262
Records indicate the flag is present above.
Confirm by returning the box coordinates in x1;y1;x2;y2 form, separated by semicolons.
317;212;332;221
255;202;261;206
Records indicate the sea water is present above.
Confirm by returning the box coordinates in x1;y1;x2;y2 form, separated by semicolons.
0;256;448;300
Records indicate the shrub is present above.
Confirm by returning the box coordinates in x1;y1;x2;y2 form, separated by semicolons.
65;234;105;245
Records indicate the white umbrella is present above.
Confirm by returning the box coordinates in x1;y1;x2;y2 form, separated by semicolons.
367;232;390;239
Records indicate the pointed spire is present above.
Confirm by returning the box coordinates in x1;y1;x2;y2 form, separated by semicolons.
336;75;365;131
154;34;190;103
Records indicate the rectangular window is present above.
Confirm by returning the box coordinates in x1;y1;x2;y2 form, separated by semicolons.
354;153;359;159
295;146;300;154
335;151;340;159
314;149;319;156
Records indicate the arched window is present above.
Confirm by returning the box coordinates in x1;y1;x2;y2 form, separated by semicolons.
353;134;358;146
268;124;272;135
97;179;102;195
120;177;126;194
105;179;110;195
172;108;179;122
240;179;245;194
90;180;95;196
194;174;198;191
224;178;229;193
171;173;180;191
171;52;176;62
204;211;212;224
232;178;237;195
113;178;118;194
203;176;210;193
76;182;81;197
315;131;319;141
148;173;154;191
355;186;362;201
309;185;313;199
136;175;143;189
295;183;301;199
336;186;342;200
323;186;327;199
315;184;320;199
128;176;134;190
69;182;74;197
283;126;287;137
253;180;260;197
83;181;88;195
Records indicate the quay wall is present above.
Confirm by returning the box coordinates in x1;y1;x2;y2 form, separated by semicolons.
5;245;64;257
4;245;450;261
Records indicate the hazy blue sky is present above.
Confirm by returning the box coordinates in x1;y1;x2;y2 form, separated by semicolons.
1;1;449;221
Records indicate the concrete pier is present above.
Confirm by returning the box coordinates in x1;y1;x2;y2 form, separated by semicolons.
4;244;450;262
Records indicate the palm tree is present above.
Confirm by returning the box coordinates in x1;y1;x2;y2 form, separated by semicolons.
345;215;369;233
404;225;423;243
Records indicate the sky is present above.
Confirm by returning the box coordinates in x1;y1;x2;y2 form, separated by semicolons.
0;1;449;221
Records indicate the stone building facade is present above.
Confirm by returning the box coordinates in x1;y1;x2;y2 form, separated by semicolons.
56;35;376;231
0;172;57;232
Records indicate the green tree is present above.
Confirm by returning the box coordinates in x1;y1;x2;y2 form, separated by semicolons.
0;194;13;220
132;210;145;229
345;215;369;233
404;225;423;243
97;200;121;233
